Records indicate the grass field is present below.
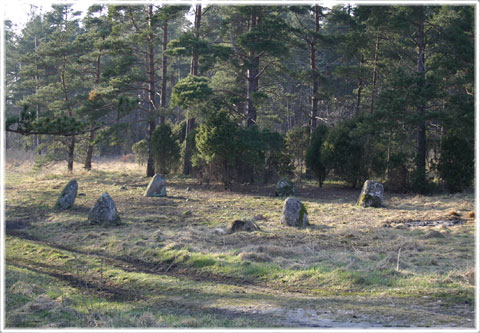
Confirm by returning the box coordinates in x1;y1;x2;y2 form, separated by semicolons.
4;155;475;328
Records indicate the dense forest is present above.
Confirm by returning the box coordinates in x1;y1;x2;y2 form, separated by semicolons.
5;4;475;193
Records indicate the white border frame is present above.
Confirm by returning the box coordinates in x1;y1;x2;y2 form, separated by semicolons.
1;1;478;332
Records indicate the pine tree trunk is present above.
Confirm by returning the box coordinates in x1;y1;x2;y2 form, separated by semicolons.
246;11;259;128
160;22;168;125
183;5;202;175
415;6;426;187
370;36;380;114
356;54;365;117
34;35;41;155
146;120;156;177
84;53;102;171
84;130;95;170
310;5;320;135
183;117;195;175
190;5;201;76
67;137;75;172
146;5;157;178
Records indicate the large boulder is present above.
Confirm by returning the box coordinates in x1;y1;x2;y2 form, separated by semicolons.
280;197;309;227
55;179;78;210
144;174;167;197
275;178;296;197
357;180;384;208
88;192;120;225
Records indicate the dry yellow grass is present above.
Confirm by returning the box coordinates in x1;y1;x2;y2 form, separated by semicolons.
4;155;476;328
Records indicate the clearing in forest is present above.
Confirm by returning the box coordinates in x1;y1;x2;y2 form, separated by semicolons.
4;159;475;328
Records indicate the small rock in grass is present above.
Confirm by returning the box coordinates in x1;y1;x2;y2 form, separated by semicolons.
240;252;272;262
9;281;44;296
78;193;86;197
228;219;260;233
280;197;309;227
394;224;407;230
137;312;158;327
22;295;59;312
424;230;445;238
88;192;121;226
214;228;227;235
144;174;167;197
357;180;384;208
55;179;78;210
448;210;461;218
253;214;266;221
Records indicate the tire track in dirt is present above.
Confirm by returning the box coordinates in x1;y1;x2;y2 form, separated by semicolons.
6;230;281;293
7;259;140;302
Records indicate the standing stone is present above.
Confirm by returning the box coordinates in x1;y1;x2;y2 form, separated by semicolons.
88;192;120;225
55;179;78;210
144;174;167;197
275;178;296;197
280;197;309;227
357;180;384;208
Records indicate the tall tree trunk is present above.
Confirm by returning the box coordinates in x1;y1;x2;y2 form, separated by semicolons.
183;5;202;175
160;22;168;125
183;117;195;175
246;11;259;128
415;6;426;187
355;54;365;117
370;36;380;114
146;5;156;177
61;56;75;171
84;53;102;171
190;4;201;76
84;130;95;170
34;35;41;154
309;5;320;135
67;137;75;172
146;119;156;177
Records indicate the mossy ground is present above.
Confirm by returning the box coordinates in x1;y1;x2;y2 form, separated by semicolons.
4;156;475;328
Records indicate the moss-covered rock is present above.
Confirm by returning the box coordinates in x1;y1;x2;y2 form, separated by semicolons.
280;197;309;227
144;174;167;197
357;180;384;208
275;178;296;197
54;179;77;210
88;192;121;226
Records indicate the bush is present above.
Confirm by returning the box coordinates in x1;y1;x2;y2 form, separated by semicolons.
173;120;187;144
260;128;293;183
437;135;474;193
151;124;180;175
193;112;292;185
131;139;148;166
385;152;410;192
306;125;328;187
194;111;237;185
285;126;310;179
33;140;68;171
322;120;367;188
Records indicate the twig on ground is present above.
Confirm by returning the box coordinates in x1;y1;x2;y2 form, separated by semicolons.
396;246;402;271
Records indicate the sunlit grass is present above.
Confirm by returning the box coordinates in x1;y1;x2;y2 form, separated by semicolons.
4;156;475;328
